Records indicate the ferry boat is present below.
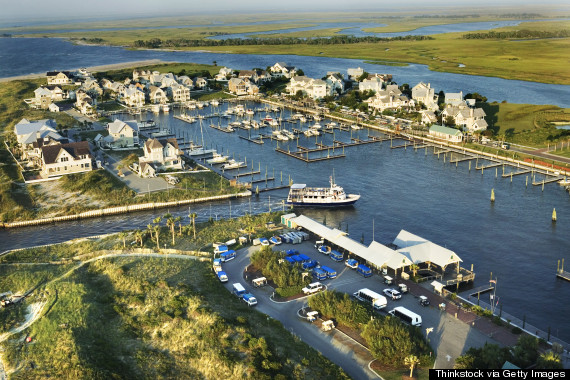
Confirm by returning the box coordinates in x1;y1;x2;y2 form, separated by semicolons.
287;177;360;207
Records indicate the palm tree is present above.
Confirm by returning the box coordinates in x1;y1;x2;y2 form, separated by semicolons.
118;231;128;249
152;216;162;250
175;216;182;235
164;213;176;246
404;355;420;378
410;264;420;278
133;230;144;247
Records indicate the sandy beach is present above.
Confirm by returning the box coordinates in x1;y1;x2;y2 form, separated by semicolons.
0;59;176;83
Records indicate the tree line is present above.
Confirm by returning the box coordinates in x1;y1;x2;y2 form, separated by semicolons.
131;35;434;49
462;29;570;39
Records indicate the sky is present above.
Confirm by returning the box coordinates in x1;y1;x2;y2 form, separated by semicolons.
2;0;568;25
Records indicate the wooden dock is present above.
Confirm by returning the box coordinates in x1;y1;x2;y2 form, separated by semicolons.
501;169;531;178
238;135;264;144
210;124;234;133
532;177;563;186
467;284;495;297
476;162;502;170
391;143;415;149
450;156;477;163
556;270;570;282
235;170;261;178
250;184;291;193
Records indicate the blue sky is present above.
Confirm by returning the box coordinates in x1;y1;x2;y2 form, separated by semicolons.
2;0;567;25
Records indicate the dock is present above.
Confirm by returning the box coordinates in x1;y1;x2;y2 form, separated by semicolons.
466;284;495;297
250;184;291;193
210;124;234;133
532;177;563;186
235;170;261;178
476;162;502;170
238;135;264;144
501;169;531;178
557;271;570;282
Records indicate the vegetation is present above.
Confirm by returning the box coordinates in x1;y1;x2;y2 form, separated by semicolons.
463;29;570;39
308;290;371;329
250;246;309;298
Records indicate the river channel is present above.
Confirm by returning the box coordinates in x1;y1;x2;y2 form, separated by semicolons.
0;37;569;342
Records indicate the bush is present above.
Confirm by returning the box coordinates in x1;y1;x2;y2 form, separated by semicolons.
511;326;523;335
308;290;371;329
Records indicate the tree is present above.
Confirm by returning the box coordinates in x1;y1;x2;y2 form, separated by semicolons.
357;72;369;82
133;230;144;247
190;212;197;239
410;264;420;278
444;116;455;126
404;355;420;378
152;216;162;250
511;335;538;369
164;213;176;246
536;351;563;369
118;231;128;249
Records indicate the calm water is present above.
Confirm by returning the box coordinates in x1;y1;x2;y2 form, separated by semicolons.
1;102;569;341
1;37;570;107
0;38;569;341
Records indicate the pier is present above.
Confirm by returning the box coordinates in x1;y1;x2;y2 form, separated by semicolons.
238;135;264;144
556;259;570;282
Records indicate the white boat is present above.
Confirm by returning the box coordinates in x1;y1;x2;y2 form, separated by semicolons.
251;120;260;129
299;116;307;123
309;128;320;136
282;130;295;139
269;120;279;127
161;104;170;113
246;109;255;116
292;113;304;119
287;176;360;207
210;100;220;106
303;129;313;137
351;124;363;130
206;153;229;164
312;123;322;130
314;115;322;121
221;159;245;170
558;178;570;186
151;104;161;114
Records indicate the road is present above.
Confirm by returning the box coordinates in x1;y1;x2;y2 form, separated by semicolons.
220;240;503;378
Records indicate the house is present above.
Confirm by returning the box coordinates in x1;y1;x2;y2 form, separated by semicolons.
132;69;152;82
26;85;66;109
101;79;125;97
428;125;463;143
177;75;194;87
40;141;93;178
347;67;364;81
325;73;345;95
137;138;184;177
420;110;438;125
168;83;191;102
120;85;145;108
103;119;139;148
270;62;297;78
366;85;413;111
359;76;384;93
75;90;96;117
81;78;103;97
161;74;178;88
444;91;464;107
74;68;92;80
412;82;438;111
193;77;209;89
46;71;73;85
442;105;488;133
238;70;259;83
215;67;233;81
287;76;331;100
148;86;167;104
14;118;64;161
228;78;259;96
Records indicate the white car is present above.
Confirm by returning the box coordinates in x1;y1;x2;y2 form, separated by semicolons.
302;282;324;295
383;288;402;300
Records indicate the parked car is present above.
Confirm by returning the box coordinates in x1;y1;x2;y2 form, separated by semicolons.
345;258;358;269
383;288;402;300
419;295;430;306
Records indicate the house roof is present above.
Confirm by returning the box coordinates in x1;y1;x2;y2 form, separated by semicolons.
107;119;139;134
41;141;91;164
429;125;463;136
14;119;60;144
145;138;180;153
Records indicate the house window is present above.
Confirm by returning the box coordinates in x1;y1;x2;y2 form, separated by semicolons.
60;156;69;162
85;163;89;168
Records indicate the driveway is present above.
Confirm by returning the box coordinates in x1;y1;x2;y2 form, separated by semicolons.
219;240;504;378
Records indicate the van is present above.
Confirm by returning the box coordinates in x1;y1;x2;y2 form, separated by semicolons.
232;283;246;298
220;250;236;262
389;306;422;326
357;264;372;278
242;293;257;306
320;265;337;279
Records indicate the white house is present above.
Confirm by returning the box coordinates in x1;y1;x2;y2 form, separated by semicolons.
103;119;139;148
347;67;364;81
325;73;345;95
428;125;463;143
26;86;66;109
444;91;464;107
40;141;92;178
137;138;184;177
215;67;233;81
148;86;167;104
75;90;96;117
359;76;384;93
228;78;259;96
120;85;145;108
168;83;191;102
14;118;64;162
442;105;488;133
193;77;209;89
46;71;73;85
270;62;298;78
287;76;331;100
366;85;412;111
412;82;438;111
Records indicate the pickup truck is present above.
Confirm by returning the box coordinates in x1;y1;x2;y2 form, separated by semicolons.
302;282;324;295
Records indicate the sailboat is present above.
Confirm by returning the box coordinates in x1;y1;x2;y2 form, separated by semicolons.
187;118;216;157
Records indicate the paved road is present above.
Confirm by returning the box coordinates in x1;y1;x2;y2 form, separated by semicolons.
220;240;504;378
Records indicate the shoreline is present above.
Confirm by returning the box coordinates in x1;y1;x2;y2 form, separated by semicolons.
0;59;177;83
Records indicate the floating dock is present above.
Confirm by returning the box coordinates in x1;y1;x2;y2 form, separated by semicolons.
557;271;570;282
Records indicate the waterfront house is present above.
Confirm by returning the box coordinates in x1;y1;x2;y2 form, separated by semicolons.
366;84;412;111
228;78;259;96
120;85;145;108
75;90;96;117
420;110;438;125
14;118;64;162
46;71;73;85
101;79;125;98
412;82;439;111
270;62;298;78
442;105;488;133
40;141;93;178
215;67;233;81
444;91;464;107
325;72;345;95
287;76;330;100
193;77;209;90
137;138;184;177
168;83;191;102
132;69;152;82
359;76;384;93
26;86;66;109
81;78;103;97
103;119;139;148
148;86;168;104
161;74;178;88
347;67;364;81
177;75;194;87
428;124;463;143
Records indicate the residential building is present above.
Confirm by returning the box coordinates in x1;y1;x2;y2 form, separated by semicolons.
75;90;96;117
148;86;168;104
193;77;209;89
366;85;413;111
359;76;384;93
270;62;298;78
287;76;331;100
26;86;66;109
168;83;191;102
325;73;345;95
46;71;73;85
442;105;488;133
137;138;184;177
14;118;64;161
81;78;103;97
228;78;259;96
177;75;194;87
215;67;233;81
420;110;438;125
102;119;140;148
444;91;464;107
347;67;364;81
40;141;93;178
428;125;463;143
101;79;125;97
120;85;145;108
132;69;152;82
412;82;439;111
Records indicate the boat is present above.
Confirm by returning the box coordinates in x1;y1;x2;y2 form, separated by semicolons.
269;236;282;245
314;115;322;121
351;124;362;130
161;104;170;113
312;123;322;130
558;178;570;186
151;104;161;114
221;159;245;170
246;109;255;116
282;130;295;139
210;100;220;107
286;176;360;207
206;152;229;164
269;120;279;127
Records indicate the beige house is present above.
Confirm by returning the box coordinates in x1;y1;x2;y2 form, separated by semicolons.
46;71;73;85
412;82;439;111
270;62;297;78
137;138;184;177
148;86;167;104
168;83;191;102
228;78;259;96
40;141;93;178
75;90;97;117
26;86;66;109
442;105;488;133
103;119;140;148
14;118;64;162
367;85;413;111
287;76;330;99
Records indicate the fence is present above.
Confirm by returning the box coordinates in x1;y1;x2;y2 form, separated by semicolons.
0;191;251;229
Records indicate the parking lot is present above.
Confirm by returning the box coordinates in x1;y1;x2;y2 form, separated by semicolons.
219;239;502;377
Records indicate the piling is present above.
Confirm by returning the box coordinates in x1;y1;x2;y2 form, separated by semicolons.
552;208;557;222
491;188;495;202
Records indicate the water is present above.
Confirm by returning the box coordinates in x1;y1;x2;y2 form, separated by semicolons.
0;37;569;342
1;101;569;342
1;37;570;107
